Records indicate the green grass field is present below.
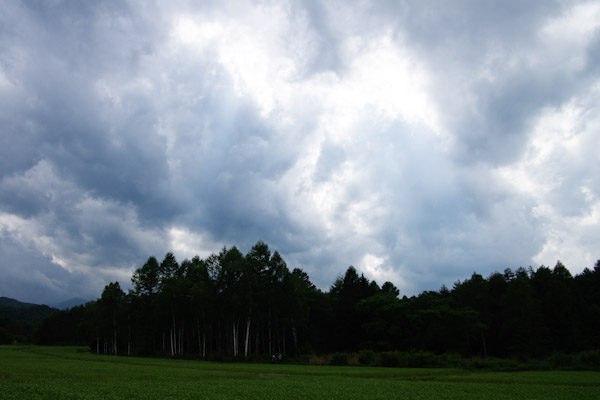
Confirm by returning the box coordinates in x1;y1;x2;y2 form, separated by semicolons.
1;346;599;399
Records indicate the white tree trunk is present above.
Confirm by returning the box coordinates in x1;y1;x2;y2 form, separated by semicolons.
232;322;238;357
268;309;272;355
170;329;173;356
113;312;118;355
179;327;183;354
292;322;298;354
202;311;206;359
244;311;251;359
196;318;204;358
127;313;131;356
170;314;176;356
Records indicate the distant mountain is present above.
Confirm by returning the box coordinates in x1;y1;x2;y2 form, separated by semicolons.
0;296;39;309
0;296;57;323
50;297;89;310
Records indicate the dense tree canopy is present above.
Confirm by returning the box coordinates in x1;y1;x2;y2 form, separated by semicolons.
37;243;600;361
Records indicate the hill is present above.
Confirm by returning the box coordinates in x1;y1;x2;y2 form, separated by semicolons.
0;297;59;344
0;297;40;309
51;298;89;310
0;297;56;323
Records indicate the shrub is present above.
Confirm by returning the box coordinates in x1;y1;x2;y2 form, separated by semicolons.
358;349;377;366
380;351;403;367
330;352;349;366
463;356;522;371
347;353;360;366
580;350;600;369
548;352;577;370
0;327;14;345
436;353;463;368
295;354;311;365
308;354;328;366
407;351;436;367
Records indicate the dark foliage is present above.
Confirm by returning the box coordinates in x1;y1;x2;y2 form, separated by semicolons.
0;297;58;343
36;305;88;345
0;297;56;323
34;245;600;365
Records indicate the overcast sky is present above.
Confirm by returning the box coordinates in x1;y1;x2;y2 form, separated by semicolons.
1;0;599;304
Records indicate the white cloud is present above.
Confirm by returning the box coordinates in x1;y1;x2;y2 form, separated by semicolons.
539;1;600;72
167;226;224;261
499;79;600;273
360;253;407;288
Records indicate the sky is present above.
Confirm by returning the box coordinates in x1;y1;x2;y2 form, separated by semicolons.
1;0;599;304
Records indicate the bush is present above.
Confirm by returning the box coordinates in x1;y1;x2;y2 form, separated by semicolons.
0;327;14;345
580;350;600;369
380;351;403;367
347;353;360;366
436;353;463;368
407;351;437;367
313;350;600;370
330;352;349;366
295;354;311;365
548;352;577;369
308;354;328;366
358;349;377;366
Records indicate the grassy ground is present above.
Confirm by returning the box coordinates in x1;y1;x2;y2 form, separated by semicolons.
1;345;599;399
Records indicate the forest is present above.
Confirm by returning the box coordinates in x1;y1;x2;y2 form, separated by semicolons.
35;241;600;363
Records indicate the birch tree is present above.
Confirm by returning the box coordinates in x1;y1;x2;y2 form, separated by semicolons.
98;282;126;355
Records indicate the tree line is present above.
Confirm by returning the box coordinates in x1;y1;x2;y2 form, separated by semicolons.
37;241;600;361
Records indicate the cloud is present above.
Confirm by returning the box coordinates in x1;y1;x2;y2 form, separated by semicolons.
506;84;600;270
0;0;598;302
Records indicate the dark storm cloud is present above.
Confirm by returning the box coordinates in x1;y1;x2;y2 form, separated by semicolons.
0;1;168;201
0;235;83;304
0;1;174;301
0;0;598;302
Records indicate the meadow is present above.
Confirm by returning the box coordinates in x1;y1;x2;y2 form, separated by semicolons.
1;346;599;399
